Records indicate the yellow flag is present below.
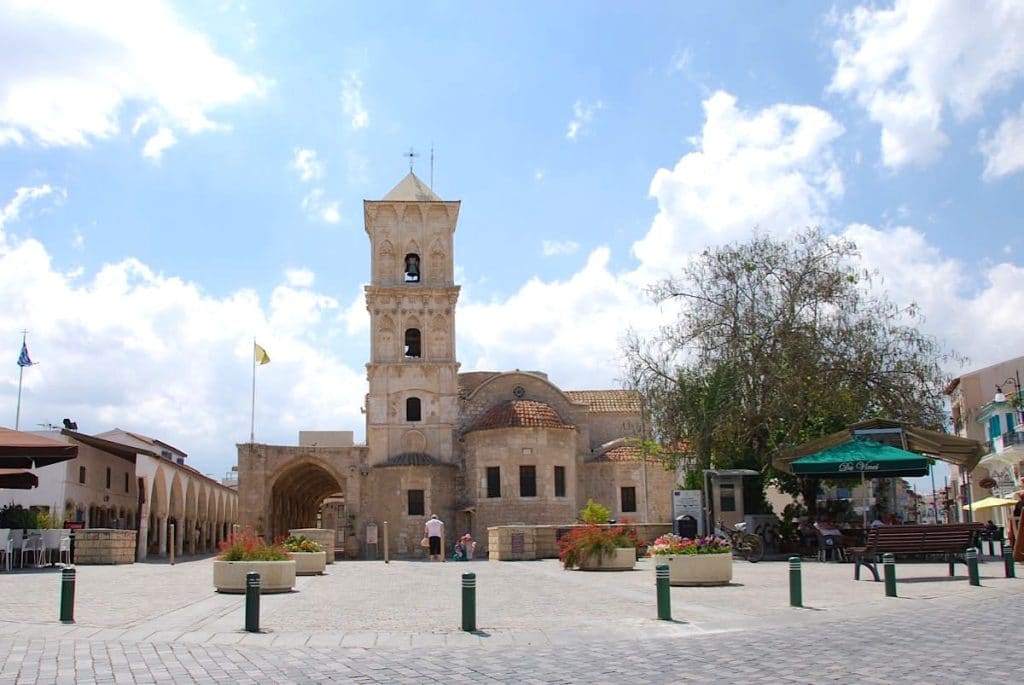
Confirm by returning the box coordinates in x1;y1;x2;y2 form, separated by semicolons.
254;343;270;365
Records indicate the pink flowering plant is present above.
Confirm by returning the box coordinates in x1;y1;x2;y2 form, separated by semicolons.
648;533;731;556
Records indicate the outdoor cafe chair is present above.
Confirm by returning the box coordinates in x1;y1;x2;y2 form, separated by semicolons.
817;533;845;562
0;529;10;572
41;529;62;566
19;530;43;567
56;530;72;566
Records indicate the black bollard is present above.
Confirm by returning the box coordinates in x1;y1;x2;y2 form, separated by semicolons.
656;564;671;621
967;547;980;586
1005;543;1016;579
789;556;802;608
59;567;76;623
461;573;476;632
245;572;260;632
883;553;897;597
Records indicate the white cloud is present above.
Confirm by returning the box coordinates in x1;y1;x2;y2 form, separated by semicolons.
291;148;324;182
632;91;844;275
843;222;1024;368
541;240;579;257
0;187;364;476
301;189;341;224
285;268;315;288
670;48;692;73
0;0;267;155
829;0;1024;169
534;169;545;181
566;99;604;141
980;105;1024;180
458;247;658;389
142;127;176;162
340;71;369;131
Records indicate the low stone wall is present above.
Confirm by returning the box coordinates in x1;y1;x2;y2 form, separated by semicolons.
73;529;136;565
489;523;673;561
288;528;335;564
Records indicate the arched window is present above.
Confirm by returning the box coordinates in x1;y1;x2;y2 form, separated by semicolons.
404;328;421;357
406;397;422;422
404;253;420;282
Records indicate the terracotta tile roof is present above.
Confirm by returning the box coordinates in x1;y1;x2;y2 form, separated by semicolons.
468;400;574;433
587;443;642;463
564;390;641;413
378;452;456;468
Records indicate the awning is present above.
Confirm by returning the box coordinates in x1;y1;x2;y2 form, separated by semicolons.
774;418;983;474
789;439;930;478
0;467;39;489
961;496;1018;512
0;427;78;468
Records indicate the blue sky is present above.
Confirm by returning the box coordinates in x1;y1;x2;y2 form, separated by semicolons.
2;1;1022;490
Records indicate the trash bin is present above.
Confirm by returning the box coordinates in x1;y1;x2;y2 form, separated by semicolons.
675;515;697;539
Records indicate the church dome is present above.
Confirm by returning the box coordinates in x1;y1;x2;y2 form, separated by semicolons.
467;400;574;433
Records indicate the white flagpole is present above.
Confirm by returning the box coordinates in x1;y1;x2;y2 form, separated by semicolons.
15;330;27;430
250;339;257;445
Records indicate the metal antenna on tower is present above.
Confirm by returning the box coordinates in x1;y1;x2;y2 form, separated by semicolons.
430;143;435;188
405;147;419;173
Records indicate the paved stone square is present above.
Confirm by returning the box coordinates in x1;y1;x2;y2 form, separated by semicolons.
1;555;1021;682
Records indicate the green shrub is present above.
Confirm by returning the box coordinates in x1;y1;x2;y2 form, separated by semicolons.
579;499;611;524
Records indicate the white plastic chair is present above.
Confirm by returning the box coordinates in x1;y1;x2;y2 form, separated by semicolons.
41;529;62;566
57;530;72;566
20;530;43;567
0;529;10;572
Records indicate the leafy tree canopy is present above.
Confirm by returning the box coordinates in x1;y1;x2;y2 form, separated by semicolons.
623;228;957;507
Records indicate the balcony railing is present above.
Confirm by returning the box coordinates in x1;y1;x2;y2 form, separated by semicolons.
1001;430;1024;450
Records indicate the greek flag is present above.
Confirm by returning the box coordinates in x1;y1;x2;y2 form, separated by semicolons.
17;342;33;367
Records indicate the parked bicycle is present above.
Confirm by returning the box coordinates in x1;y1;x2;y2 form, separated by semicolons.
717;520;765;562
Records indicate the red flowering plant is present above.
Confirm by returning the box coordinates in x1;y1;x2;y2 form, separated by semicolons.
648;533;730;556
557;525;643;569
217;528;289;561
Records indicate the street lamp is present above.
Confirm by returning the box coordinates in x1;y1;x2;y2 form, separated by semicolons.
994;369;1022;423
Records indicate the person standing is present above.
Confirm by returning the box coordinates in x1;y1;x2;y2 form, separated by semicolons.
424;514;444;561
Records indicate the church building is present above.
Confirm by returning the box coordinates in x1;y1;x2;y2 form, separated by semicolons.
237;173;676;556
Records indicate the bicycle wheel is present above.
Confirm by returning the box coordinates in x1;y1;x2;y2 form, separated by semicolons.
743;534;764;562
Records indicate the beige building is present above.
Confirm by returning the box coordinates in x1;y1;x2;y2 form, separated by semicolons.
238;173;677;556
946;356;1024;526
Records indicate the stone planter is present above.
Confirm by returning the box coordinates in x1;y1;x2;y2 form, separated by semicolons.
655;553;732;586
213;560;296;593
289;550;326;575
288;528;335;564
577;547;636;571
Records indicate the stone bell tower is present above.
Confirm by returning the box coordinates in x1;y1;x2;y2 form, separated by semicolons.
363;172;461;465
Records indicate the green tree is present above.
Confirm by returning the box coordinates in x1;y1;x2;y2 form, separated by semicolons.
624;228;956;510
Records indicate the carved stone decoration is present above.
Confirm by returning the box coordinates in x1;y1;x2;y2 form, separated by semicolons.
377;314;395;360
430;316;449;359
402;430;427;453
429;238;445;280
377;240;396;283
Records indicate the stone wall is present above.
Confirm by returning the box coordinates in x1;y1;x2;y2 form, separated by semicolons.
73;529;136;564
288;528;336;564
579;460;677;523
487;523;673;560
464;425;579;544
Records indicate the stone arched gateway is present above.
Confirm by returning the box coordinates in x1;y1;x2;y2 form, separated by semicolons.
238;443;369;552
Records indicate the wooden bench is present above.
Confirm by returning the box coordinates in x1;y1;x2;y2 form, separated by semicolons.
849;523;984;581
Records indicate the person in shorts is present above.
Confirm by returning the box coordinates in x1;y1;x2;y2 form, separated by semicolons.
424;514;444;561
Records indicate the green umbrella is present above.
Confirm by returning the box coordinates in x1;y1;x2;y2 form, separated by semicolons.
791;439;930;526
790;439;930;478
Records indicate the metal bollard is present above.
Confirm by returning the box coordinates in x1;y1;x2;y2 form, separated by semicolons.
169;523;175;566
59;567;76;623
656;563;671;621
883;553;897;597
967;547;980;586
461;572;476;632
1005;543;1016;579
245;572;260;632
384;520;390;564
789;556;802;607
